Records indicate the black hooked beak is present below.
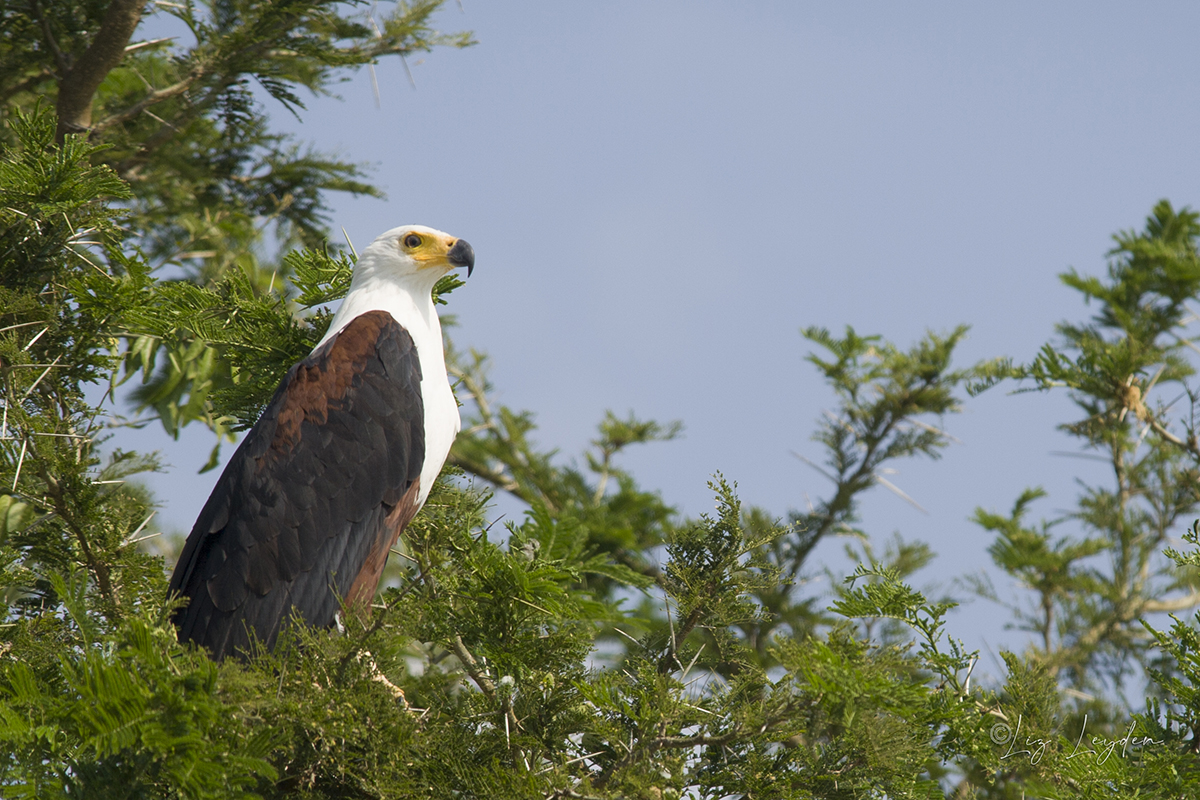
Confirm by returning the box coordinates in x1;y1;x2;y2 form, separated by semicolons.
448;239;475;277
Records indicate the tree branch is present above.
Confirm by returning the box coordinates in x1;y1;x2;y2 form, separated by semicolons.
54;0;150;141
656;604;704;675
654;731;739;749
452;634;521;757
1149;416;1200;458
1143;591;1200;614
452;634;496;698
34;1;71;75
0;68;56;107
91;67;204;132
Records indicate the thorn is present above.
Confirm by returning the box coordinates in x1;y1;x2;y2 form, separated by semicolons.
0;321;44;335
124;36;175;52
680;643;705;680
342;227;358;259
21;327;48;351
612;627;640;645
874;474;928;514
12;439;27;491
388;547;419;563
366;2;383;108
368;63;381;108
400;54;416;89
904;417;963;444
124;511;157;545
21;355;62;399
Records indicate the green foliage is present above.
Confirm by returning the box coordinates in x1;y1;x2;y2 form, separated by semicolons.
0;586;276;799
936;201;1200;798
1131;520;1200;794
971;202;1200;701
448;346;680;596
0;104;273;797
1025;202;1200;402
6;6;1200;796
729;325;1007;665
0;107;160;616
0;106;130;291
124;248;338;439
970;489;1109;663
563;484;992;799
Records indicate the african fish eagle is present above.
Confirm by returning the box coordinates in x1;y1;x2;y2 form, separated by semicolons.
168;225;475;661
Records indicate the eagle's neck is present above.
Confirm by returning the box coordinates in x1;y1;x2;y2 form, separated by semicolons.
319;266;441;348
317;264;458;506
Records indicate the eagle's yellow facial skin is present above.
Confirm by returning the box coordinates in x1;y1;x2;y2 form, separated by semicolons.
399;231;460;271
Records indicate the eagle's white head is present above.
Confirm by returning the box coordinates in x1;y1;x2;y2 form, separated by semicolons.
356;224;475;287
319;224;474;348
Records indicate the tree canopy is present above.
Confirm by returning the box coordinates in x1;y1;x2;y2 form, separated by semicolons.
1;3;1199;798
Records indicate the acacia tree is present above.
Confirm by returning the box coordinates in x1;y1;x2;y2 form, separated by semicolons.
5;103;1200;795
2;3;1200;797
995;201;1200;691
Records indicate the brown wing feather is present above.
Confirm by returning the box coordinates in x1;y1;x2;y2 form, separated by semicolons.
168;311;425;660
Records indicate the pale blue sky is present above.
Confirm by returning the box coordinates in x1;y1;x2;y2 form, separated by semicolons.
126;2;1200;676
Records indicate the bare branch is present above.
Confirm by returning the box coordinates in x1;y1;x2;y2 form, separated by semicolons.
54;0;151;141
0;69;56;106
1143;591;1200;614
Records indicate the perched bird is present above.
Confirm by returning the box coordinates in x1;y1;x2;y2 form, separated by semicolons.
168;225;475;660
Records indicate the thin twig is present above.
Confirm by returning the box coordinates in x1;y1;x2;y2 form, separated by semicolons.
790;450;837;485
452;635;496;698
91;66;206;132
535;751;606;775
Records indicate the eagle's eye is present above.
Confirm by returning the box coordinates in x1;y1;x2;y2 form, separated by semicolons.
402;234;422;249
